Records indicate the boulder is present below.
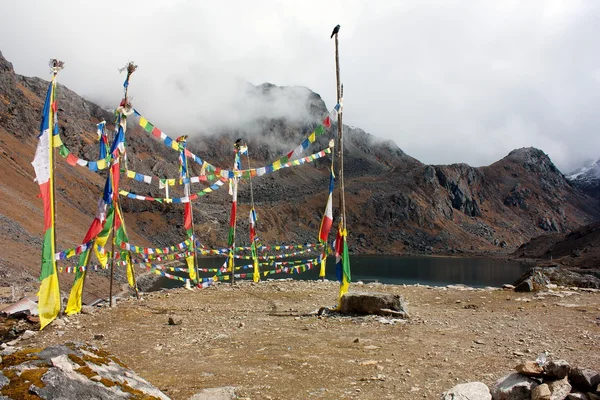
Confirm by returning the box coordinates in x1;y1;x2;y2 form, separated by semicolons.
570;367;600;392
339;292;409;317
0;342;169;399
547;377;571;400
532;384;551;400
441;382;491;400
542;268;600;289
514;269;551;292
491;372;539;400
516;361;544;377
545;360;570;380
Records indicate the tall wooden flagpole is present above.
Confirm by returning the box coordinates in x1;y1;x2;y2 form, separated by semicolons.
109;170;116;307
183;141;200;283
110;62;137;307
229;147;239;285
333;26;347;233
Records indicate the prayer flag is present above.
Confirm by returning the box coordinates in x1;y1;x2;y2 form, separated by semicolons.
318;168;335;243
33;80;60;330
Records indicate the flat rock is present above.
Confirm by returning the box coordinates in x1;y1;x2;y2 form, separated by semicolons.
516;361;544;377
52;318;65;328
441;382;491;400
545;360;570;380
547;377;571;400
81;305;96;314
339;292;408;317
532;383;551;400
189;386;237;400
20;330;36;341
491;372;539;400
569;367;600;392
30;368;129;400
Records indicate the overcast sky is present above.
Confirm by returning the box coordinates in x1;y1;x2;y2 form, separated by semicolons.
2;0;600;172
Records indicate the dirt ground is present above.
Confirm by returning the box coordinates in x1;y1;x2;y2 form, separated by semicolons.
23;280;600;400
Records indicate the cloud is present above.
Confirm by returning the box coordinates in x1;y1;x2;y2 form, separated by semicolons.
1;0;599;172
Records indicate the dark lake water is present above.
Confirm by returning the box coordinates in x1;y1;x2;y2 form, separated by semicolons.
150;255;532;290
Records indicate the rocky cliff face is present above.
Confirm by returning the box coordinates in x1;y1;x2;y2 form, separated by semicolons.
1;50;599;296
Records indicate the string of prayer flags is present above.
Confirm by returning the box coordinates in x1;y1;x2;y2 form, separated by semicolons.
135;106;337;179
118;178;226;203
57;144;111;171
54;240;95;261
125;169;217;187
108;237;193;255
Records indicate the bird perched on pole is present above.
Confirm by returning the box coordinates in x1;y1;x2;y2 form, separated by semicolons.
330;24;340;38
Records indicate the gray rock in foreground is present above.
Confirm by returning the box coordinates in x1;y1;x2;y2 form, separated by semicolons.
441;382;491;400
0;342;169;400
569;366;600;392
30;367;127;400
339;292;409;317
547;377;572;400
545;360;570;380
491;372;539;400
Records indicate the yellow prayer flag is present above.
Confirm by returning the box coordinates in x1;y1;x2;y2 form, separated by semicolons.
186;256;196;282
125;253;135;288
52;135;63;148
253;259;259;283
139;116;148;127
319;257;326;278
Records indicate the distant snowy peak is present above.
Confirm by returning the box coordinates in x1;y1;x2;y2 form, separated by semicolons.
567;159;600;182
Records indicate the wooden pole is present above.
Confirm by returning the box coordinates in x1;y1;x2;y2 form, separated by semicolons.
245;150;260;283
109;198;116;307
229;146;239;284
50;69;60;310
108;62;137;306
184;154;200;284
334;30;347;232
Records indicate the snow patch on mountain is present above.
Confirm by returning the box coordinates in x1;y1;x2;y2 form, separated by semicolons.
567;159;600;182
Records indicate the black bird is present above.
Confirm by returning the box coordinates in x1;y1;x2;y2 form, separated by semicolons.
330;24;340;39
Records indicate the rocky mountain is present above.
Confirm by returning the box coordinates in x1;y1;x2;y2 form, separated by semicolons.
567;159;600;200
1;50;599;297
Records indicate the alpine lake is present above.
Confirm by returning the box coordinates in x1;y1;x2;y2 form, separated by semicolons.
151;255;532;290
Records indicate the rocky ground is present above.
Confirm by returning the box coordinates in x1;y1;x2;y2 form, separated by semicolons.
6;280;599;400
